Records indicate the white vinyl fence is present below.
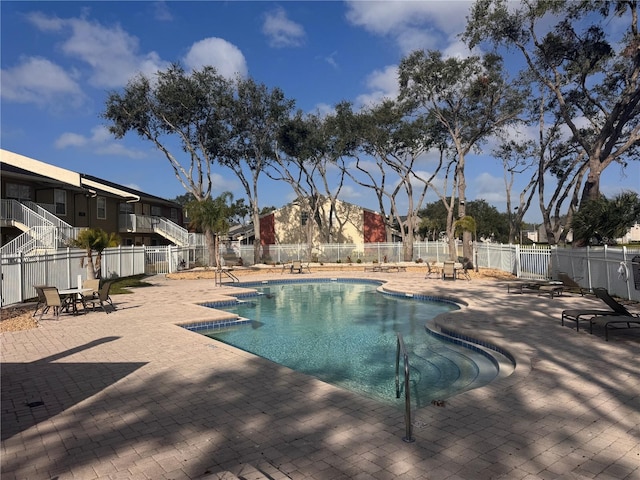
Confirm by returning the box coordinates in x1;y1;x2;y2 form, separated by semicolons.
551;245;640;302
2;242;639;306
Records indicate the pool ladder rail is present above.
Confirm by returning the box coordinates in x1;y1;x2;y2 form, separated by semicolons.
395;332;414;443
214;267;239;286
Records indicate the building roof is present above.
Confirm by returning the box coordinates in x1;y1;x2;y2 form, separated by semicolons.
1;149;179;207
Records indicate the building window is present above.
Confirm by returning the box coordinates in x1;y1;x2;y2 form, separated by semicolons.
97;197;106;220
170;208;178;221
54;189;66;216
119;203;133;214
142;204;150;216
6;183;31;201
151;205;162;216
301;211;309;226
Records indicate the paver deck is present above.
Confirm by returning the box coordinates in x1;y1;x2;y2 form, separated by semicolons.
1;271;639;480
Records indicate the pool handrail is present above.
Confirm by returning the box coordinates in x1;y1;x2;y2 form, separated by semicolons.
395;332;414;443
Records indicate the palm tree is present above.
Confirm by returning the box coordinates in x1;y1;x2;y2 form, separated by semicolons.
185;192;233;268
72;228;120;279
571;191;640;246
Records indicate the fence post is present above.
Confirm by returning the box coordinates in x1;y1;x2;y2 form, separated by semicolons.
67;247;72;289
19;251;25;303
515;244;521;278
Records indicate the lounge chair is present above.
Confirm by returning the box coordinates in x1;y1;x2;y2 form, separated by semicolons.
39;287;63;321
561;287;634;332
561;308;619;332
442;261;456;280
557;272;591;296
591;314;640;341
588;288;640;340
86;281;115;313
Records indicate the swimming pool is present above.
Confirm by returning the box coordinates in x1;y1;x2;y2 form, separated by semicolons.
199;280;499;407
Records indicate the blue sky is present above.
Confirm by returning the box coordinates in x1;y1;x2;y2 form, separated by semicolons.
2;1;638;223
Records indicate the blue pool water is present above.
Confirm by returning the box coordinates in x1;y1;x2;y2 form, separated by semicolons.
203;280;498;407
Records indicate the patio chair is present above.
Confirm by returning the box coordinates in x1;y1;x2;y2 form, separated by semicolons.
425;262;440;279
82;278;101;298
459;258;473;281
86;281;115;313
442;261;456;280
32;285;48;318
557;272;591;296
39;287;63;321
290;260;303;274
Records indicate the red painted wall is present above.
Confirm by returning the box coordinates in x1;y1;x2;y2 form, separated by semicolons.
363;210;386;243
260;213;275;245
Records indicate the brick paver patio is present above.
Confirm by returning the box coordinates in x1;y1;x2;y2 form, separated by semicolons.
1;271;639;479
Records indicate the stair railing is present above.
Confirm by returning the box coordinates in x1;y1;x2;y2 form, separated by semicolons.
23;201;80;246
152;216;189;246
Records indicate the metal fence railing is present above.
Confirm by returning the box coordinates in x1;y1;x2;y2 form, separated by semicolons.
2;242;639;306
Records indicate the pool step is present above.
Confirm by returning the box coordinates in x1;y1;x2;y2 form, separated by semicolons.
199;462;291;479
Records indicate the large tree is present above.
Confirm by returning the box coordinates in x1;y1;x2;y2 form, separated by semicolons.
355;99;438;261
464;0;640;245
399;50;524;260
219;77;294;264
274;110;349;253
103;65;233;263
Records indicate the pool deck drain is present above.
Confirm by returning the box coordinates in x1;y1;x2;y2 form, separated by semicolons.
1;271;639;480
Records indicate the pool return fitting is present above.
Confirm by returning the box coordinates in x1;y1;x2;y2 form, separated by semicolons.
395;333;414;443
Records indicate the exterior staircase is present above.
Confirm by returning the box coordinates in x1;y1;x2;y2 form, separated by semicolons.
119;213;204;247
0;199;78;256
1;199;205;256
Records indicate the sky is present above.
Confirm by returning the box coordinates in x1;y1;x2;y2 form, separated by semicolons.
2;1;638;224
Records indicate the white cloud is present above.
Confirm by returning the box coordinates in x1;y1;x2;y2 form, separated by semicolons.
355;65;399;108
152;1;173;22
26;12;168;88
55;132;88;149
474;172;506;203
183;38;248;79
337;184;364;202
345;1;473;54
55;125;147;159
0;56;84;106
25;11;65;31
324;51;339;69
262;7;305;48
313;103;334;118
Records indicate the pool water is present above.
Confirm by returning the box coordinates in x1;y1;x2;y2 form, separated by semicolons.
205;281;498;407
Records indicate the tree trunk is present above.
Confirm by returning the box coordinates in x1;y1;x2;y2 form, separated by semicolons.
85;249;97;279
204;228;216;267
403;230;414;262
